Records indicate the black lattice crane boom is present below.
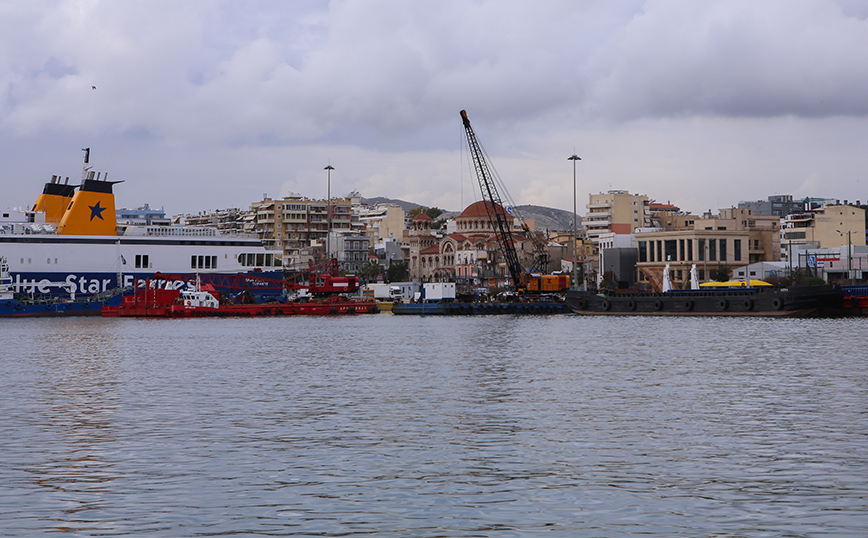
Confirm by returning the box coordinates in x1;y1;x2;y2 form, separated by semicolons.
460;110;569;294
460;110;527;291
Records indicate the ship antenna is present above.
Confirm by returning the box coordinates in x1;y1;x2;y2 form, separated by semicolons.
81;147;93;182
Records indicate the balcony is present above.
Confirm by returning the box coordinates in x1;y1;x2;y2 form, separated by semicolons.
586;210;612;219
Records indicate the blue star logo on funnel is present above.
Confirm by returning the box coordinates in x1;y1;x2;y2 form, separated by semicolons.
89;201;106;221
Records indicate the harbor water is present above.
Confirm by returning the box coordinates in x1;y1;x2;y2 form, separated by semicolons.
1;315;866;537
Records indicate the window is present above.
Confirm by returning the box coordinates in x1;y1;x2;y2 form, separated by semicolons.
733;239;741;261
698;239;706;261
709;239;717;261
679;239;685;261
664;240;677;262
687;239;693;261
719;239;726;261
657;241;662;262
135;254;149;269
638;241;647;263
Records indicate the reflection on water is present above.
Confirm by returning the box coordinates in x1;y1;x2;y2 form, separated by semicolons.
1;315;867;536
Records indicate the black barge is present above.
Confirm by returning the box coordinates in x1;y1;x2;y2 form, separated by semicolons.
565;285;845;317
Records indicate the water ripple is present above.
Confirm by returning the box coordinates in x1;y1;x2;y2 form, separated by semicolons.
0;315;866;536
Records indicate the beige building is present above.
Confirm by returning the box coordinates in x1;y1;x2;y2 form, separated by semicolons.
355;204;406;245
783;204;866;254
585;190;652;243
250;194;353;265
635;208;781;290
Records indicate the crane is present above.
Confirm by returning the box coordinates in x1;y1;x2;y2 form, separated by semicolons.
459;110;568;293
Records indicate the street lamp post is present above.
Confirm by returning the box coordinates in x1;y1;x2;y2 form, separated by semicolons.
568;154;582;290
837;229;852;284
324;165;334;261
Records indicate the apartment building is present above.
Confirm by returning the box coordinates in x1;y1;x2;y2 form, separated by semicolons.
250;194;353;263
584;190;651;243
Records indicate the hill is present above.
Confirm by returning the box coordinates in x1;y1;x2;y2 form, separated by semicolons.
361;197;580;232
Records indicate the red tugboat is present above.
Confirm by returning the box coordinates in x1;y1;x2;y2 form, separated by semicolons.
103;265;379;318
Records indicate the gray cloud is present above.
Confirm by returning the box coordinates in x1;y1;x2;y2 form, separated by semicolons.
588;0;868;120
2;0;867;216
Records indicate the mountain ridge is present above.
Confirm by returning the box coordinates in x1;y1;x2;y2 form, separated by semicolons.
361;196;581;232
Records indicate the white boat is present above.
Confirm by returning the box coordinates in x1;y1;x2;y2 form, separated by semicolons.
1;149;283;300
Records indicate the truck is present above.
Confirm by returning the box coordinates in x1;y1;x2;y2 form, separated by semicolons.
362;283;392;300
388;282;420;303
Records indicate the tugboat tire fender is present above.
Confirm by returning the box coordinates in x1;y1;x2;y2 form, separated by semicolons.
652;299;663;311
683;299;694;311
626;300;636;311
717;299;728;310
742;298;753;310
772;298;784;310
600;299;611;311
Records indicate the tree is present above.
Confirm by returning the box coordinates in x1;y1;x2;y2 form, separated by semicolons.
711;266;731;282
386;260;409;282
356;260;381;282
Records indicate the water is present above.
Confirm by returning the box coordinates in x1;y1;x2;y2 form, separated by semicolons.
1;315;867;537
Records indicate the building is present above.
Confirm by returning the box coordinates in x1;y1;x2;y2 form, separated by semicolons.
405;200;561;290
117;204;170;226
249;194;353;265
407;212;438;282
737;194;820;217
584;190;651;244
634;208;781;290
355;203;406;246
177;208;248;234
783;203;866;256
329;231;371;274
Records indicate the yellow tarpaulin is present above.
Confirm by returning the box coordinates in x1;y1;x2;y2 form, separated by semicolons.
699;280;772;288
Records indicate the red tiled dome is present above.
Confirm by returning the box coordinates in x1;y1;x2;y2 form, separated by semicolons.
458;200;509;219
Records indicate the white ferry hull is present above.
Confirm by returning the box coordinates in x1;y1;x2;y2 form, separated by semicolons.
1;235;282;297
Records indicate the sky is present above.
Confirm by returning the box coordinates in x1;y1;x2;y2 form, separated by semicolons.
2;0;868;218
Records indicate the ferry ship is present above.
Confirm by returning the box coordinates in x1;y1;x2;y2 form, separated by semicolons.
1;149;282;304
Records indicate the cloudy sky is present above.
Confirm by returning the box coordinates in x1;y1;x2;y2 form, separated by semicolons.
2;0;867;218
